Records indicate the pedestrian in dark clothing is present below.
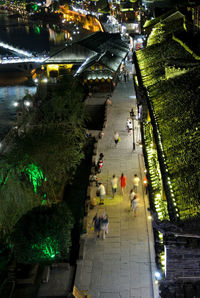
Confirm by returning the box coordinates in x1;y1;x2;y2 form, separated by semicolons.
92;213;101;238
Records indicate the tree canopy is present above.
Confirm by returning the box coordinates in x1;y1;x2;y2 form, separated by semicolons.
0;75;88;239
11;202;74;263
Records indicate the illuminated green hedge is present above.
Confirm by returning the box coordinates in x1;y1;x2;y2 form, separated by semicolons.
136;17;200;220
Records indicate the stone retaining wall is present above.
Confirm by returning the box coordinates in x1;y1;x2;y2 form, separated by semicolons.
165;235;200;281
79;102;111;251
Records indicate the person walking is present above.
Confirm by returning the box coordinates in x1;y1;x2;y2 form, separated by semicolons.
131;194;139;217
92;213;101;238
98;182;106;205
111;174;118;198
101;213;109;240
132;174;140;193
129;188;136;212
120;173;126;195
96;158;103;173
114;131;120;147
126;117;133;135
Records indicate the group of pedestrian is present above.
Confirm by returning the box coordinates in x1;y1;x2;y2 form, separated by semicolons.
92;212;109;239
110;173;127;197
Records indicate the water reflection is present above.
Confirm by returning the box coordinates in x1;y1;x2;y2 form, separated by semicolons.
0;11;65;140
0;85;36;140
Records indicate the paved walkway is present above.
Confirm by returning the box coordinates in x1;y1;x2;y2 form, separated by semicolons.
75;63;159;298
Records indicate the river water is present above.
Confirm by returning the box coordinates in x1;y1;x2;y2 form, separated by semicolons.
0;11;66;141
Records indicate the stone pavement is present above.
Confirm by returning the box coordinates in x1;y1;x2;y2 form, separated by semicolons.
74;63;159;298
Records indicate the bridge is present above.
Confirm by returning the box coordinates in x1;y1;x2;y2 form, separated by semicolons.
0;6;104;77
0;41;48;65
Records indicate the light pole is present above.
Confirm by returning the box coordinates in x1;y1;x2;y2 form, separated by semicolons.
130;108;135;150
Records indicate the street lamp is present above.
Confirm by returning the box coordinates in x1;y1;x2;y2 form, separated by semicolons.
130;108;135;150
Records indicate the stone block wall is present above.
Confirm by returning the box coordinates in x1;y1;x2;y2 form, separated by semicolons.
165;235;200;281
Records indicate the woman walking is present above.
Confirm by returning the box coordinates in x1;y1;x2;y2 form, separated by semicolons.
120;173;126;195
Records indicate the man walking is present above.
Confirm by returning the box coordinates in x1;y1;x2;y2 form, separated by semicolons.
132;174;140;193
98;183;106;205
111;174;118;198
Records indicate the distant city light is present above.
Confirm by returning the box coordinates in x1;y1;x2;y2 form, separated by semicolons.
24;101;31;107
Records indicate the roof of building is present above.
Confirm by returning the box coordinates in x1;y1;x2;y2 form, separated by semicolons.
45;43;96;64
143;9;183;29
45;31;129;78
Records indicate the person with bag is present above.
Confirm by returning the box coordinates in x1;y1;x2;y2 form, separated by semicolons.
114;131;120;147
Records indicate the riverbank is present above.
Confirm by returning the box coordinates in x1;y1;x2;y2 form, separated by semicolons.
0;71;33;86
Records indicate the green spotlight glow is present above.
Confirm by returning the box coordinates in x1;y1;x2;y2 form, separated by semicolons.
24;163;44;193
32;237;59;259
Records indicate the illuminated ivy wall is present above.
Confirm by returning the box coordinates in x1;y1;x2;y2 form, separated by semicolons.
137;15;200;221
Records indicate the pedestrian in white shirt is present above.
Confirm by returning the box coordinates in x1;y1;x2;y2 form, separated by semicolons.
126;117;133;135
98;183;106;205
132;174;140;193
111;174;118;198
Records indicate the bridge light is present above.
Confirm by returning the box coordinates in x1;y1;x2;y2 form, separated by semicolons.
13;102;19;107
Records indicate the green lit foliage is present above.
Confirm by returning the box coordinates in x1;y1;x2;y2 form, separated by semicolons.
143;8;178;29
0;159;45;239
11;202;74;263
147;18;184;47
23;163;44;193
148;69;200;219
0;76;88;239
7;76;88;202
137;16;200;220
136;39;193;88
144;121;169;221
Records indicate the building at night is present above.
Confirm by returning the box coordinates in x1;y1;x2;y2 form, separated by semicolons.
45;31;129;93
